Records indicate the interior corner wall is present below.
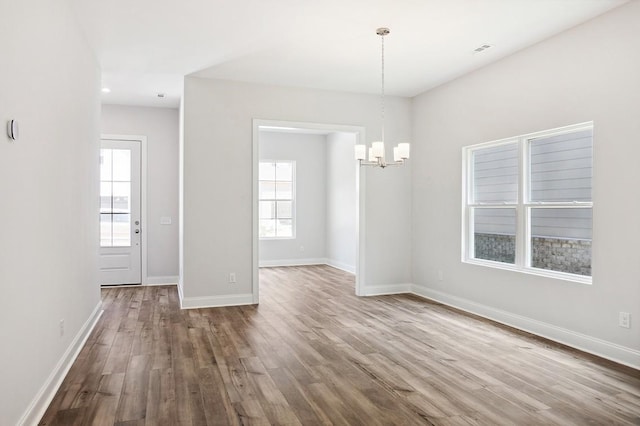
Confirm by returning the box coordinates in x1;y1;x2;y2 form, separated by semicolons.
326;132;357;273
0;0;101;424
258;132;327;265
181;78;412;302
179;95;185;297
101;105;180;282
411;1;640;366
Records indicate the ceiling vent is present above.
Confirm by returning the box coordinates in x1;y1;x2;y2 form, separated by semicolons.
474;44;492;53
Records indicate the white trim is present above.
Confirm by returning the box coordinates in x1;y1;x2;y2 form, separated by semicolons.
180;293;255;310
463;258;592;285
144;276;178;285
356;145;366;296
252;122;260;304
411;285;640;370
259;258;328;268
177;279;185;305
19;301;103;426
325;259;356;274
360;283;412;296
100;134;148;285
253;119;366;303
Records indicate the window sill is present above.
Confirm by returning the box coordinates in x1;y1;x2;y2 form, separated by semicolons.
462;258;592;285
259;237;296;241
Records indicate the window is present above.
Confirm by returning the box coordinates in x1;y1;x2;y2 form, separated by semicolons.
100;148;132;247
259;161;295;238
463;123;593;282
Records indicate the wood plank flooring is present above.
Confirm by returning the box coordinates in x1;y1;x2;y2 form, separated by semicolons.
40;265;640;425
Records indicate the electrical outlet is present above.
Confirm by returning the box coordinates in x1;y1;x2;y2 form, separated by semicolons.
59;319;65;337
437;270;444;281
619;312;631;329
299;245;305;252
229;273;236;283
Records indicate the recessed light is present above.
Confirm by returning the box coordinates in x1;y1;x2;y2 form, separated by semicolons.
101;87;111;93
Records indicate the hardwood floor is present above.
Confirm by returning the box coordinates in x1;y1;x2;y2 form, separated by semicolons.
40;265;640;425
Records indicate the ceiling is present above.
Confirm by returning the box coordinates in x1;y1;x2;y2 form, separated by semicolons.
68;0;628;108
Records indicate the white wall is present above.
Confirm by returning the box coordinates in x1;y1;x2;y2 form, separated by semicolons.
182;78;412;305
259;131;326;264
101;105;180;282
326;132;357;273
0;1;102;424
411;1;640;367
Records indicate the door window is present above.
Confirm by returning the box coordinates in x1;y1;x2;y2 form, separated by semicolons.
100;149;132;247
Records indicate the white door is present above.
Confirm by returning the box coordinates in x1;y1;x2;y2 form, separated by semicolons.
99;139;142;285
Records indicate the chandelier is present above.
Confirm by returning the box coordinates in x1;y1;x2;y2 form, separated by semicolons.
355;27;410;168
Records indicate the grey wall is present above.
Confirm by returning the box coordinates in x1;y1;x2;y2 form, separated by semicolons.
181;78;412;304
258;130;357;272
101;105;180;282
259;131;326;264
412;0;640;364
326;132;357;272
0;0;101;423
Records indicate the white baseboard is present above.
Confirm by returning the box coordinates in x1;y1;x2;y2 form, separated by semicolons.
144;275;178;286
325;259;356;274
361;283;412;296
19;301;103;426
259;258;328;268
411;285;640;370
180;293;255;309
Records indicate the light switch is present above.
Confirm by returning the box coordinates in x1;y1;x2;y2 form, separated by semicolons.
160;216;172;225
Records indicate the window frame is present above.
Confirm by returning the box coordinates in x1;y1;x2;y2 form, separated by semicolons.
258;160;296;240
462;122;593;284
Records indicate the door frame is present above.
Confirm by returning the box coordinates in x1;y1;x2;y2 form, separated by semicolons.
100;134;148;285
252;119;366;304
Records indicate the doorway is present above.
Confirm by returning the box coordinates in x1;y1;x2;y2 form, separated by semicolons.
252;120;366;303
99;135;144;285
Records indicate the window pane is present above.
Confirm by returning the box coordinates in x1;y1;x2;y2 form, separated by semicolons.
473;143;518;203
259;201;275;219
259;162;275;180
275;182;292;200
112;182;131;213
100;182;112;213
112;213;131;246
100;149;112;181
275;162;292;181
277;201;292;219
531;208;591;276
473;208;516;264
100;214;112;247
277;219;293;237
112;149;131;181
259;181;275;199
259;219;275;238
529;129;592;202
